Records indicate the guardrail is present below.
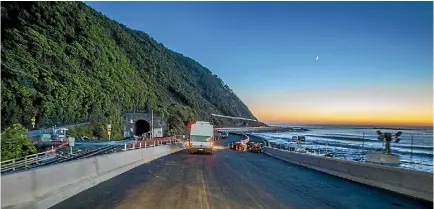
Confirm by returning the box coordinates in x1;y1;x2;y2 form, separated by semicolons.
1;150;58;173
1;140;71;174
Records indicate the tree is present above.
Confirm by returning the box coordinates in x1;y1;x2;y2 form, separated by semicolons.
90;123;105;139
68;126;91;139
1;124;37;161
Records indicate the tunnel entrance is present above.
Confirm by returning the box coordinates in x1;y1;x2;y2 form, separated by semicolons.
134;120;150;135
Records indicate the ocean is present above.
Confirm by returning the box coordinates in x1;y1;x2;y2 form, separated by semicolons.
251;125;433;173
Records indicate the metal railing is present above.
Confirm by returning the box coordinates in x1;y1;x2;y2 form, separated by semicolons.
262;132;433;172
123;136;180;151
1;136;183;174
1;150;58;173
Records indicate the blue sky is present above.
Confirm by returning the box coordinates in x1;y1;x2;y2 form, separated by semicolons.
85;2;433;125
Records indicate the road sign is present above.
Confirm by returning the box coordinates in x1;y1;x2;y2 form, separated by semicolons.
107;124;112;141
68;137;76;147
31;117;36;128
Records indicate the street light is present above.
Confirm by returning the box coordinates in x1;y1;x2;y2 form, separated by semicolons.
376;130;402;154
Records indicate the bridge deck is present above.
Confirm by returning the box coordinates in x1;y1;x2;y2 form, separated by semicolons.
51;136;431;209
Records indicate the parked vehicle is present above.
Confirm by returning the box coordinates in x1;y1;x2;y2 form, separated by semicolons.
248;142;262;153
219;131;229;138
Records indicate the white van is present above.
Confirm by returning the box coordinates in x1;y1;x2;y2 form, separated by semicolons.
188;121;214;154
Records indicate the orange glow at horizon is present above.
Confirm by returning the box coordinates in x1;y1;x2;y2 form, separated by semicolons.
253;109;433;126
244;85;433;126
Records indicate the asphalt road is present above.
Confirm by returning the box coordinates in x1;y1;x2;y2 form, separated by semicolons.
51;135;432;209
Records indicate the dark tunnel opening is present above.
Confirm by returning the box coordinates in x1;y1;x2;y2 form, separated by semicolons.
134;120;150;135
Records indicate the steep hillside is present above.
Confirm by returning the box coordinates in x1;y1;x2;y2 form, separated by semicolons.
1;2;262;137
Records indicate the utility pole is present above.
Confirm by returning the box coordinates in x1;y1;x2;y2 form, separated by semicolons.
361;132;365;161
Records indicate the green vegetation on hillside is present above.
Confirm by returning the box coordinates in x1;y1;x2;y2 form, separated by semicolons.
68;124;108;140
1;2;261;138
1;124;37;160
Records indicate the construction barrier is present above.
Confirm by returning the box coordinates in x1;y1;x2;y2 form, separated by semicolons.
228;134;250;152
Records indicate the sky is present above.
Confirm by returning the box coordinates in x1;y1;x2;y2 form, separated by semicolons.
85;2;433;126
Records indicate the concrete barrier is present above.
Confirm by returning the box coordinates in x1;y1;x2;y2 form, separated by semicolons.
264;147;433;202
1;143;185;209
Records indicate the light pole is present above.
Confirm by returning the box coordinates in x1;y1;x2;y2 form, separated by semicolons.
376;130;402;154
361;132;365;160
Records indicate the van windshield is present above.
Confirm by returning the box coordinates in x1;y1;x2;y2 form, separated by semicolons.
190;135;211;142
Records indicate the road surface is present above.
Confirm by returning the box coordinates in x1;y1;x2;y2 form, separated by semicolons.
51;135;431;209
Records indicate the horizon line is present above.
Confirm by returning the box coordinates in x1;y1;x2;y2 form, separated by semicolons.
262;122;433;128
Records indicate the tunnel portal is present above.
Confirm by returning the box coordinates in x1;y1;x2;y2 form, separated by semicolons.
123;112;167;138
134;120;150;135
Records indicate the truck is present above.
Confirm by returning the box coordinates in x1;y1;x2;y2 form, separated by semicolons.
187;121;214;154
